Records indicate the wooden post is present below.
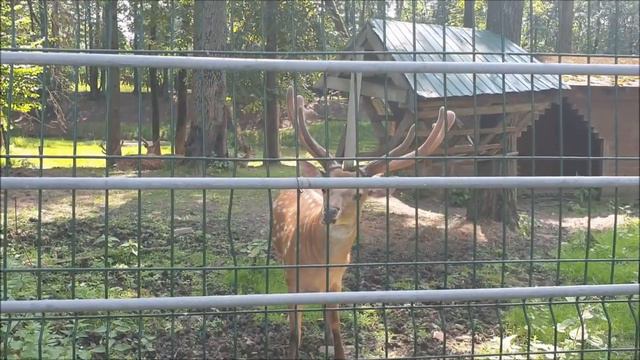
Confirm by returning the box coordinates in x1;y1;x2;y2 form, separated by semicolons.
343;69;362;170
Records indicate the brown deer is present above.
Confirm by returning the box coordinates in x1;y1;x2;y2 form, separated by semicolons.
273;86;457;359
101;139;164;171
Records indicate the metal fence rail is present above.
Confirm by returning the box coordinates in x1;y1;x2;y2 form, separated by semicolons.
2;176;638;190
2;51;639;75
3;284;638;314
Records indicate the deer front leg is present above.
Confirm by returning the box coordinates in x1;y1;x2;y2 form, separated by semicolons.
288;304;304;359
326;303;345;359
327;281;345;359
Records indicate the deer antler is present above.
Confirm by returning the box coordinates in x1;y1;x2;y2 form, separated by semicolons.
363;106;457;176
287;86;339;170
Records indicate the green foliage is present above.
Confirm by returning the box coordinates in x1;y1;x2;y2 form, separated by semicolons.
517;212;532;239
3;318;156;360
447;189;471;207
557;219;639;285
0;3;43;131
503;219;640;355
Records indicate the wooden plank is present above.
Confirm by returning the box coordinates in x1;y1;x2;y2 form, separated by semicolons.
317;76;408;104
418;90;557;111
417;126;518;137
418;102;550;118
431;143;503;156
343;70;362;169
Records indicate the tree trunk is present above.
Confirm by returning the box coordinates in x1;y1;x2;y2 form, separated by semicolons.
87;0;99;98
99;1;106;94
465;116;518;228
185;0;227;158
486;0;524;44
50;0;59;47
264;0;280;163
466;158;518;230
105;0;121;164
323;0;349;37
395;0;404;20
463;0;475;28
174;69;188;155
148;3;161;154
435;0;447;25
606;2;619;54
149;67;160;151
161;69;169;97
557;0;574;53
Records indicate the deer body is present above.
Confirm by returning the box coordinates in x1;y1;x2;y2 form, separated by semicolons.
274;86;458;359
102;140;164;171
273;189;356;359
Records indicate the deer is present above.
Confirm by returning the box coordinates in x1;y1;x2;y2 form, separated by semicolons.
100;139;164;171
273;86;457;359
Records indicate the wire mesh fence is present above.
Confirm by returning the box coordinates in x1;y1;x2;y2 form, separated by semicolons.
1;1;639;359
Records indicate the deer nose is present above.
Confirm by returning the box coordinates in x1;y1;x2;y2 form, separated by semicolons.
323;207;340;224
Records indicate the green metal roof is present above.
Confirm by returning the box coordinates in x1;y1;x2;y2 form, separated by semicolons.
367;19;568;98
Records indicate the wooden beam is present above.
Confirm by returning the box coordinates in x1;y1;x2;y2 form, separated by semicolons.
418;90;557;111
419;102;550;118
431;143;503;156
317;76;408;104
343;70;362;169
417;126;518;137
361;97;389;144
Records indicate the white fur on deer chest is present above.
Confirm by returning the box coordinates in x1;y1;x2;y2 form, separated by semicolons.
322;225;356;262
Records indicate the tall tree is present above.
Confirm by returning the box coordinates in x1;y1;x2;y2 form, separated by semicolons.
148;1;161;153
185;0;227;158
557;0;574;53
435;0;447;25
174;69;187;155
263;0;279;162
486;0;524;44
395;0;404;20
463;0;475;28
104;0;121;162
86;0;100;98
323;0;348;38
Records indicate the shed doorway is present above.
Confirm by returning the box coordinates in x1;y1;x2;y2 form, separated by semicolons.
517;98;604;176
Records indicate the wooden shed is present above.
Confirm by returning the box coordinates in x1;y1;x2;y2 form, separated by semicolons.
518;57;639;180
316;19;568;175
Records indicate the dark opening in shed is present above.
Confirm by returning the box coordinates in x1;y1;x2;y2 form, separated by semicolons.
517;98;604;176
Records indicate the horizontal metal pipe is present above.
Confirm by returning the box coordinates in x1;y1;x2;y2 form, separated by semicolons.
1;176;637;190
1;284;637;314
4;47;640;59
2;51;638;76
3;154;640;161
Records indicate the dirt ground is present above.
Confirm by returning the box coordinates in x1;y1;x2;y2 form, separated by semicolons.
2;168;638;359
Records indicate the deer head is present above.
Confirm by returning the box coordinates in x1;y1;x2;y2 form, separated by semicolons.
287;86;457;225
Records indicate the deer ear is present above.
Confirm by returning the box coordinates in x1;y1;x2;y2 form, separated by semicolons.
299;161;323;177
367;174;395;198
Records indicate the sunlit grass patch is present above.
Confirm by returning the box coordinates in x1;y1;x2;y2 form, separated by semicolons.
1;137;172;168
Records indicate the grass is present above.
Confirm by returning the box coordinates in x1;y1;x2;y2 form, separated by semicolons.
501;219;640;358
1;136;172;169
2;119;378;169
